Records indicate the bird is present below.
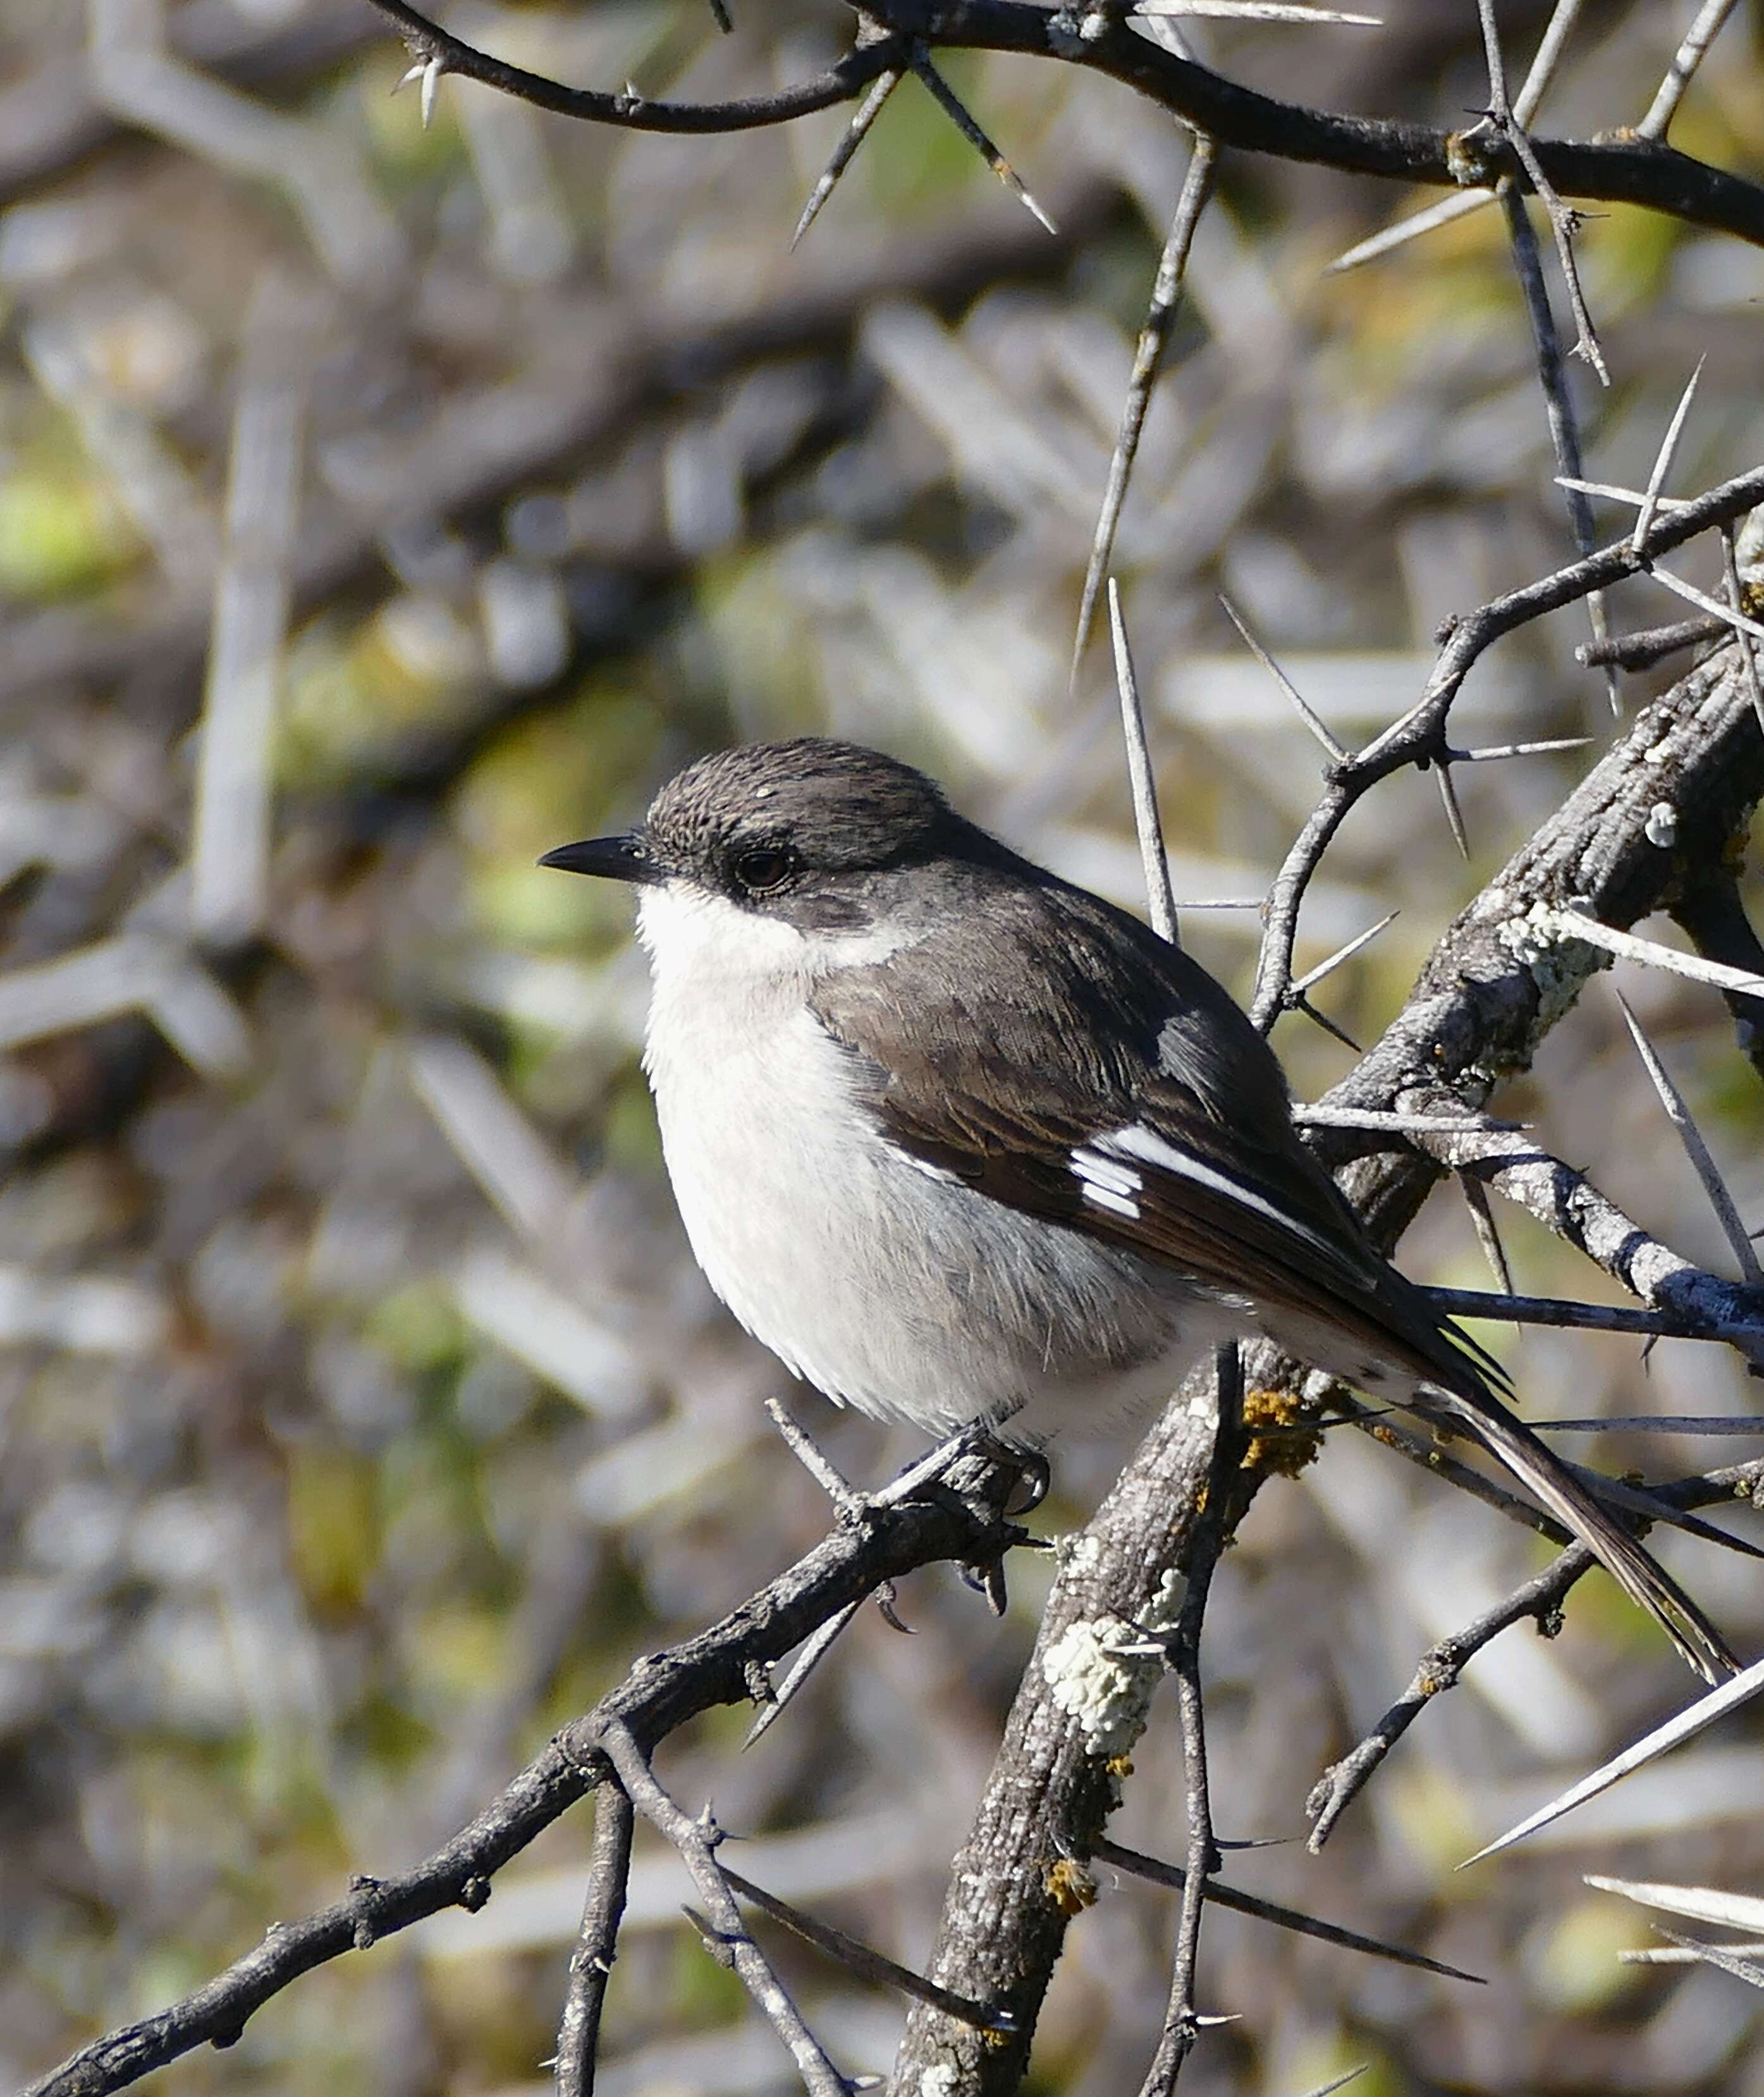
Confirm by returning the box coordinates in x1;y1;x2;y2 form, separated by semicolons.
541;735;1735;1683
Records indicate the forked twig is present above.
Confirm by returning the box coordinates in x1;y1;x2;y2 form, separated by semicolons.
594;1721;849;2096
1326;0;1586;271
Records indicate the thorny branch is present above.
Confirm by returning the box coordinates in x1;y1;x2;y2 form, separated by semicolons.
1306;1453;1764;1851
889;618;1764;2093
28;6;1764;2097
26;1467;1023;2097
358;0;1764;245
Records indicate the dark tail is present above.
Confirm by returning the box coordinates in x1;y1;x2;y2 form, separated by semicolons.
1420;1384;1739;1686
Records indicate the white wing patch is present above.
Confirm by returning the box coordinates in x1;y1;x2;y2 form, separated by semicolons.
1099;1121;1343;1263
1070;1144;1143;1221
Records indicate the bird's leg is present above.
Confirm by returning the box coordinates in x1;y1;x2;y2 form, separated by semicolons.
870;1418;1041;1617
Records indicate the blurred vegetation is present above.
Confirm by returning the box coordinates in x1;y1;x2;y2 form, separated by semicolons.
3;2;1764;2093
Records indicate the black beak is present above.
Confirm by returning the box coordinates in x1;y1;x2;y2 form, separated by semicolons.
537;833;658;884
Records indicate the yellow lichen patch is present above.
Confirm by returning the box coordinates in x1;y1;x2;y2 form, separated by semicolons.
1239;1387;1323;1478
1044;1857;1098;1917
1105;1755;1135;1781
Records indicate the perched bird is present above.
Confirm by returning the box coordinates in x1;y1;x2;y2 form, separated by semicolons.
542;737;1734;1682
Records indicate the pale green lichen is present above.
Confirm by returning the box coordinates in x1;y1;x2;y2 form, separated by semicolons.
1040;1568;1187;1760
1493;900;1609;1033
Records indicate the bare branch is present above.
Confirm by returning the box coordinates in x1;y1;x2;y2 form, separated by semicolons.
25;1480;1021;2097
596;1721;849;2095
1580;617;1722;672
1073;135;1217;678
362;1;898;135
1136;1347;1242;2097
1326;0;1587;270
554;1784;634;2097
1495;180;1615;700
355;0;1764;246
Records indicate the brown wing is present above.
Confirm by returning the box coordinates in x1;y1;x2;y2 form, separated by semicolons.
808;868;1503;1405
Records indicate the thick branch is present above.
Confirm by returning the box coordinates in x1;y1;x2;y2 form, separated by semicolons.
890;1378;1230;2093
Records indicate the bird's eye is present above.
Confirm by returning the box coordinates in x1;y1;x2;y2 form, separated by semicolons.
732;846;793;895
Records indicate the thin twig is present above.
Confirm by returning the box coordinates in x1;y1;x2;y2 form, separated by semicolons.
909;46;1057;232
1325;0;1586;271
554;1783;634;2097
1496;181;1616;705
1306;1542;1595;1848
1632;361;1706;555
1136;1347;1241;2096
364;0;896;133
1357;1413;1571;1549
595;1721;850;2096
1250;455;1764;1028
1090;1838;1481;1981
1110;579;1180;945
721;1866;1014;2030
1072;135;1217;679
1536;1415;1764;1437
1452;735;1590;763
1579;617;1725;672
348;1;1764;247
1218;594;1350;765
1309;1451;1764;1850
1720;527;1764;735
1638;0;1739;142
791;70;902;247
25;1480;1019;2097
1474;0;1606;382
1424;1285;1740;1344
1615;992;1764;1285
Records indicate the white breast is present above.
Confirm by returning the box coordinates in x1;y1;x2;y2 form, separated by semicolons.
635;881;1227;1438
